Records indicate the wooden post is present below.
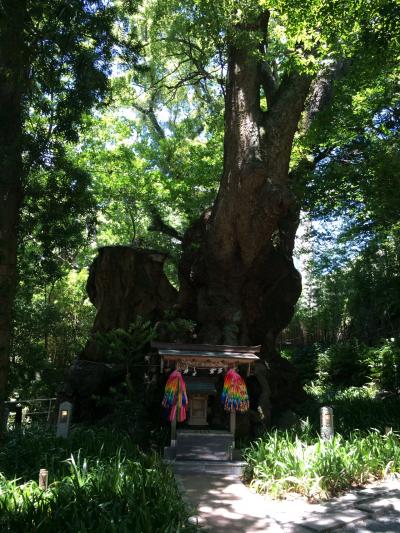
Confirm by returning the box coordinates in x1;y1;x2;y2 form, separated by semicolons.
39;469;48;490
230;410;236;436
171;410;177;447
230;410;236;458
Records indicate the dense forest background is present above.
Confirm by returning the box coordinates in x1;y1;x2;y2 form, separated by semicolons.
2;0;399;402
2;4;400;528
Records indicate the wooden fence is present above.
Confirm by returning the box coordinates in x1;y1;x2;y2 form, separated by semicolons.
5;398;57;427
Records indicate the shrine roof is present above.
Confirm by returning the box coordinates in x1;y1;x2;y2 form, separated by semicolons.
151;341;260;362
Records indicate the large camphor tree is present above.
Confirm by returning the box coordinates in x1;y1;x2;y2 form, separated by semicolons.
139;0;399;416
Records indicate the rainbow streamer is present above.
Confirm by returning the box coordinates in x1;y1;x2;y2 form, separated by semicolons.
221;368;249;413
162;370;188;422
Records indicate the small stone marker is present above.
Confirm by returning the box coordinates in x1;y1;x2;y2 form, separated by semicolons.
320;406;334;440
39;469;48;490
56;401;73;438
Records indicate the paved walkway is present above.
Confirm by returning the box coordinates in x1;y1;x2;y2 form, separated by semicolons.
176;474;400;532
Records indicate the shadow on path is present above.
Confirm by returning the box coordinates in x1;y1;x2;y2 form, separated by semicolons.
176;474;400;532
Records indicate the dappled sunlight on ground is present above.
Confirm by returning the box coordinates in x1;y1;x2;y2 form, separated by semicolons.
177;474;285;531
176;474;400;532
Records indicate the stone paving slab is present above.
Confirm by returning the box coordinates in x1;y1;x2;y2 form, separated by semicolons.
357;496;400;514
176;474;285;532
298;508;369;531
341;510;400;532
175;473;400;532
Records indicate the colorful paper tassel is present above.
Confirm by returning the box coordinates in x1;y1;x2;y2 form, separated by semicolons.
221;368;249;413
162;370;188;422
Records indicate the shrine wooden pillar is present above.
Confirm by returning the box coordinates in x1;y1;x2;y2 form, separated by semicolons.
171;409;177;447
230;410;236;436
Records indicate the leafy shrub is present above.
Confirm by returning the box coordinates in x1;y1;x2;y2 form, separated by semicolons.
155;310;196;343
0;426;194;532
93;318;157;441
94;317;155;365
287;339;400;392
365;339;400;391
315;341;369;387
244;428;400;500
281;345;319;384
299;383;400;435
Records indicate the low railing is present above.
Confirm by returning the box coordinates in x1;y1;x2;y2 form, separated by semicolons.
5;398;57;427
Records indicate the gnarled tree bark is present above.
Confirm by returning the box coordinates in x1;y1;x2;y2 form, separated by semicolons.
59;246;178;420
83;246;178;361
178;13;312;417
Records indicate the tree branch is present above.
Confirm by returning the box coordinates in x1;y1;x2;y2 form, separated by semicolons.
263;71;312;161
132;101;166;141
259;60;279;106
304;59;347;129
148;207;183;242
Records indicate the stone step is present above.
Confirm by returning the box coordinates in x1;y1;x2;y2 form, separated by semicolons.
176;430;234;461
166;459;245;476
177;435;233;444
176;446;230;461
177;429;233;435
176;430;234;442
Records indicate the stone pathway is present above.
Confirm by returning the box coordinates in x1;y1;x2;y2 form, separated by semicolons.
175;474;400;532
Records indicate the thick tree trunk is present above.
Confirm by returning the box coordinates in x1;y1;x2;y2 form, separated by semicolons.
59;246;178;420
0;1;26;436
179;15;312;418
84;246;178;361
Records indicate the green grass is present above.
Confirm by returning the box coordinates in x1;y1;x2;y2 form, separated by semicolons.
0;426;195;532
244;383;400;501
244;427;400;500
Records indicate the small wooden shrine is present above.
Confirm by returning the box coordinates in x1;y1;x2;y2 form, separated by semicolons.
152;342;260;458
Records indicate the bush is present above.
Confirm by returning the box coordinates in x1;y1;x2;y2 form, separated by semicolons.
0;426;194;532
286;339;400;392
315;341;369;387
299;384;400;435
244;428;400;500
280;345;319;385
365;339;400;391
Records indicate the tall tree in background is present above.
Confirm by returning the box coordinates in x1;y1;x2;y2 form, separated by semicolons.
141;0;399;413
0;0;27;431
0;0;126;433
296;85;400;345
